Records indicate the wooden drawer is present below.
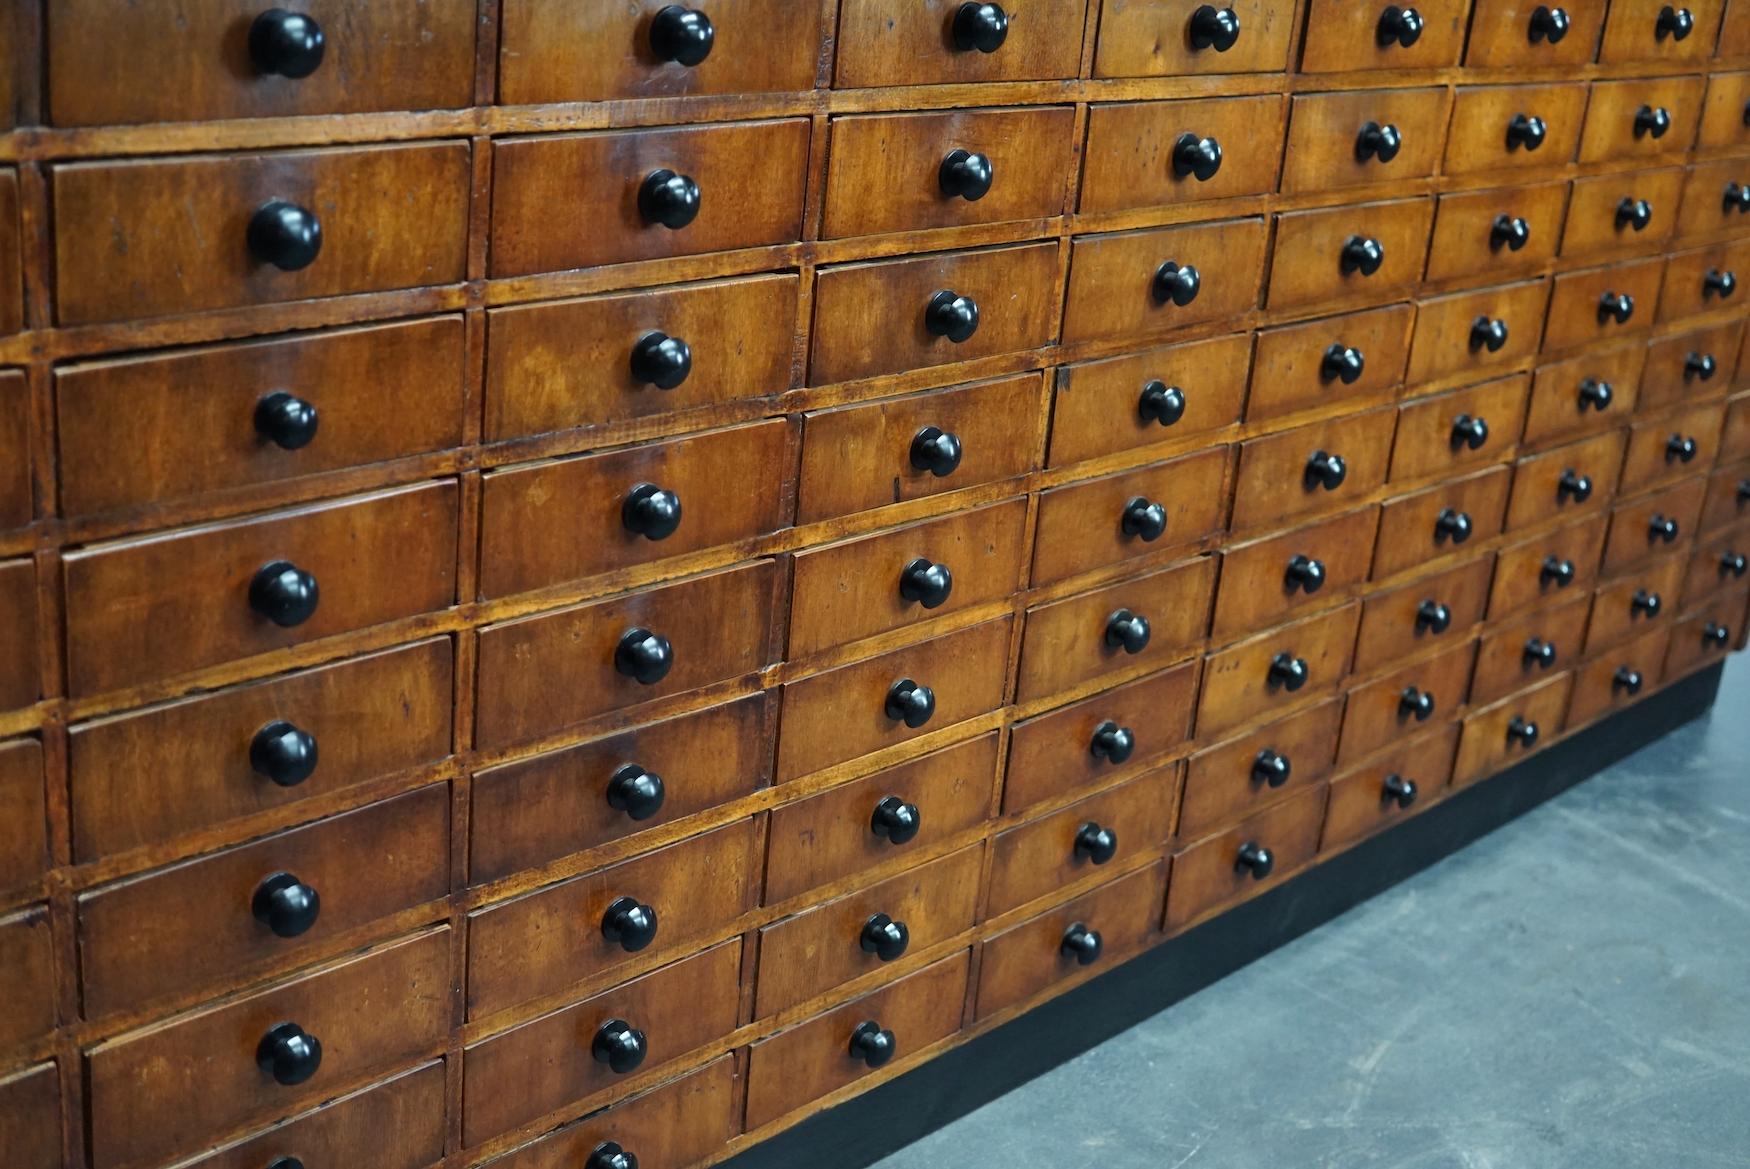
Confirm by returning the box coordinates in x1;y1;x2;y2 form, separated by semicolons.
1570;627;1672;727
745;950;970;1130
1560;168;1687;259
78;786;448;1019
1700;461;1750;534
765;733;999;905
1229;408;1396;534
484;274;799;442
1578;76;1707;164
1180;699;1342;840
1543;257;1667;351
1676;159;1750;243
467;820;757;1019
1210;506;1380;641
1373;465;1512;581
1266;198;1434;312
987;766;1178;917
1050;334;1249;467
63;481;458;698
1641;323;1743;409
0;738;43;902
461;940;742;1148
46;0;474;125
0;557;36;713
790;499;1029;658
1682;525;1750;607
0;370;25;529
1723;0;1750;55
1425;182;1569;284
1444;84;1589;178
1082;96;1287;214
835;0;1086;86
1390;374;1530;486
1196;602;1360;738
1504;428;1627;531
1700;71;1750;149
1249;305;1414;424
1602;476;1708;575
1725;390;1750;459
1004;661;1200;813
86;928;449;1169
0;1063;60;1169
1585;556;1687;654
52;143;471;327
1092;0;1298;78
1598;0;1725;63
1353;554;1494;672
1280;88;1451;195
486;1057;736;1169
1031;445;1230;585
776;617;1011;782
1665;585;1750;676
1464;1;1608;68
1405;279;1550;385
1659;239;1750;323
471;693;773;887
480;419;797;598
178;1063;443;1169
813;242;1059;384
1470;591;1590;704
1525;343;1646;446
1489;513;1608;618
1299;0;1469;71
1453;673;1571;786
1322;723;1459;852
497;0;823;104
0;173;17;337
476;560;780;750
0;906;53;1051
1620;402;1726;495
754;845;982;1018
801;374;1047;522
1016;557;1217;703
1165;783;1326;930
1337;637;1478;765
1063;219;1268;346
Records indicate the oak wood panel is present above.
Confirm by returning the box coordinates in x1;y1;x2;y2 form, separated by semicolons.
1568;627;1672;727
1488;512;1609;618
178;1063;444;1169
1464;0;1608;68
1323;722;1459;851
1266;197;1435;312
1504;430;1628;532
1050;334;1250;466
1470;591;1592;704
1664;585;1750;677
0;558;36;713
1195;602;1360;737
0;369;25;528
1092;0;1298;78
1560;167;1687;260
0;7;15;129
1062;218;1269;345
1640;322;1742;410
0;1064;60;1169
1524;342;1647;446
1388;374;1530;485
1179;698;1342;840
1698;71;1750;150
1444;84;1589;178
1726;391;1750;460
1031;446;1230;585
1578;76;1708;165
1248;304;1414;423
1372;464;1513;580
1229;407;1397;533
1699;461;1750;534
0;906;54;1052
1299;0;1469;71
1352;554;1495;672
1404;278;1551;385
0;738;43;903
834;0;1087;86
1210;506;1380;641
1164;783;1326;929
1336;637;1478;764
1279;88;1451;195
1597;0;1726;63
1583;556;1686;654
1452;673;1572;785
1620;401;1727;495
0;172;18;337
1675;159;1750;243
1080;95;1289;213
1425;182;1569;284
1721;0;1750;56
1659;238;1750;323
1601;476;1709;575
1542;256;1668;351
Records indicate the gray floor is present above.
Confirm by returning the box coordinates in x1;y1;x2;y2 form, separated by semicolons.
873;656;1750;1169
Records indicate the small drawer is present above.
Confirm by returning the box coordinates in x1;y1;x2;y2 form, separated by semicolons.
1724;389;1750;459
824;106;1077;238
776;617;1012;782
1676;159;1750;243
0;370;24;529
1373;464;1512;581
1016;557;1217;703
835;0;1086;86
485;274;800;443
1164;783;1326;930
1229;408;1397;535
1470;591;1590;704
1488;513;1609;618
765;734;999;905
0;557;37;713
0;173;18;337
1081;96;1288;214
1404;279;1550;386
1543;257;1667;351
78;787;449;1019
1195;602;1360;738
1659;239;1750;323
177;1064;443;1169
1390;374;1530;485
1032;446;1230;586
801;374;1048;522
1464;1;1608;68
1560;168;1687;259
1682;526;1750;608
1601;476;1708;575
0;1063;59;1169
1353;554;1495;672
0;739;44;902
1568;628;1671;726
753;845;982;1018
1280;88;1451;195
1299;0;1469;71
1444;84;1589;178
1453;673;1571;786
1322;723;1459;853
1425;182;1568;284
460;940;742;1148
53;143;471;327
1578;76;1707;165
1700;71;1750;149
1180;699;1342;840
1724;0;1750;55
1505;428;1627;532
813;242;1060;384
1092;0;1299;78
1664;585;1750;676
0;906;53;1051
86;928;450;1169
1598;0;1725;63
476;560;780;750
1584;556;1687;654
745;951;970;1131
63;481;459;698
1004;661;1200;813
1524;343;1647;447
467;820;757;1020
1620;401;1726;495
1641;322;1742;408
1049;334;1249;467
1210;506;1380;641
987;766;1178;917
1063;219;1268;346
1249;305;1414;424
471;693;773;887
1700;461;1750;533
1266;198;1434;312
1337;638;1478;765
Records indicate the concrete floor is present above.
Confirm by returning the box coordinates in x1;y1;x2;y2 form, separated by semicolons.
871;656;1750;1169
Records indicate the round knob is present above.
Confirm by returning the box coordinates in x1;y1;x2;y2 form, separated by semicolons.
250;561;319;627
1655;5;1695;40
622;483;683;541
267;1159;306;1169
1060;922;1104;966
1506;113;1547;152
1252;749;1292;788
1578;379;1614;411
1720;551;1748;579
1074;822;1119;865
1356;121;1403;163
1120;496;1168;542
1172;134;1224;182
1304;450;1348;492
885;678;936;728
1138;380;1187;426
1507;716;1539;747
1435;508;1473;544
1630;589;1662;618
1704;622;1732;648
638;170;700;229
649;5;714;66
601;897;659;952
1740;480;1750;507
1557;469;1592;503
591;1019;648;1076
250;720;319;787
1541;555;1576;588
1529;5;1570;43
1235;841;1275;880
252;872;320;938
1399;686;1436;722
1285;554;1326;594
587;1143;639;1169
1524;637;1558;669
1383;774;1419;809
1268;652;1309;692
849;1020;897;1067
871;796;922;845
1613;666;1644;696
1451;414;1490;452
1634;105;1671;140
1089;721;1136;765
249;10;326;78
247;201;322;272
1666;434;1698;464
1377;4;1424;47
1597;292;1634;324
1321;344;1365;385
1616;197;1653;232
1340;235;1386;277
257;1022;322;1086
614;628;673;685
951;3;1009;52
255;391;319;451
898;558;954;609
925;290;980;342
1188;5;1242;51
1685;352;1718;382
606;764;666;821
1470;315;1510;353
1151;262;1201;307
910;426;964;477
1105;608;1152;655
630;332;693;389
1491;214;1531;252
1416;599;1452;633
860;913;910;961
939;149;994;201
1727;183;1750;214
1649;514;1680;544
1705;269;1738;300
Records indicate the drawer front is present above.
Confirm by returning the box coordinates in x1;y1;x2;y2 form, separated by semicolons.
1180;698;1342;840
484;274;799;443
0;738;44;899
1391;374;1530;485
812;242;1060;384
1641;322;1742;409
1444;84;1589;178
1464;0;1608;67
1470;592;1591;704
1453;673;1571;785
1677;159;1750;243
1598;0;1725;63
1682;524;1750;607
178;1063;443;1169
1585;557;1687;654
1230;408;1397;534
835;0;1086;86
467;820;757;1019
825;106;1076;237
1665;585;1750;676
1621;402;1726;495
0;907;53;1051
1249;305;1414;423
53;144;471;327
1568;628;1672;727
1050;334;1250;467
1322;723;1459;852
1524;343;1647;446
1065;220;1268;347
1196;602;1360;738
1602;476;1708;575
1299;0;1469;71
1353;554;1494;672
1725;391;1750;460
479;419;798;598
1560;168;1687;260
1660;240;1750;323
1165;783;1326;929
1081;95;1288;213
1504;429;1628;531
487;1057;737;1169
0;370;25;528
0;174;16;337
1266;198;1434;312
1280;88;1451;195
1579;76;1708;164
1373;465;1512;580
1701;462;1750;534
1544;257;1668;351
1723;0;1750;56
0;558;37;713
1336;637;1478;765
1405;279;1551;385
1425;182;1568;284
1489;513;1609;618
490;120;809;276
789;499;1029;658
476;560;780;750
1093;0;1298;78
1032;446;1230;585
470;692;773;887
1210;506;1380;641
1700;71;1750;149
800;374;1048;522
63;481;459;698
0;1064;59;1169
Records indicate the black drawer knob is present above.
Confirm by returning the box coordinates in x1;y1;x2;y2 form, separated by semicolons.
1173;134;1224;182
592;1019;648;1075
1491;214;1531;252
1139;380;1187;426
638;170;701;229
1557;468;1592;503
1631;589;1662;618
1686;352;1717;382
251;721;318;787
250;9;326;78
248;201;323;272
849;1020;897;1067
1252;749;1292;788
1616;197;1653;232
1649;514;1680;544
1322;344;1366;385
267;1158;305;1169
1340;235;1385;277
586;1142;638;1169
1613;666;1644;696
1188;5;1242;51
871;796;922;845
1529;5;1570;43
1578;379;1614;411
1304;450;1348;492
1152;261;1202;307
952;2;1009;52
1740;480;1750;507
1285;554;1326;594
925;290;980;342
607;764;666;822
1541;555;1576;588
252;872;320;938
1524;637;1558;669
1235;841;1275;880
250;561;319;627
910;426;965;477
1356;121;1403;163
1074;822;1119;865
255;391;320;450
860;913;910;961
1061;922;1104;966
601;897;659;952
1506;113;1547;152
1470;315;1509;352
1451;413;1490;452
939;149;994;201
1704;622;1732;648
1105;608;1152;654
885;678;936;728
1721;551;1748;579
1507;716;1539;747
1727;183;1750;214
630;332;692;389
257;1022;322;1086
1089;720;1136;765
1120;496;1168;542
1634;105;1671;139
1435;507;1473;544
622;483;683;541
1655;5;1694;40
650;5;714;66
614;628;674;685
1598;292;1634;324
1383;773;1419;809
899;558;954;609
1377;4;1424;47
1400;686;1436;722
1417;599;1452;633
1704;269;1737;300
1268;652;1309;692
1666;434;1698;464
